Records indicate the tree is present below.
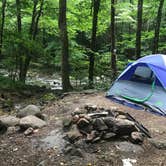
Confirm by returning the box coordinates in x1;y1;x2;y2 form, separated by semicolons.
135;0;143;59
16;0;22;80
111;0;117;79
19;0;44;82
152;0;165;54
88;0;101;88
59;0;72;91
0;0;7;60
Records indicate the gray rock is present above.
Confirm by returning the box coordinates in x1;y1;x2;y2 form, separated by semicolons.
92;136;101;143
92;118;108;131
19;115;46;129
0;115;20;127
86;130;96;142
103;132;116;140
37;113;48;121
6;126;20;135
24;127;34;136
63;117;72;128
116;115;127;119
17;105;41;118
113;118;137;135
131;132;144;144
103;117;115;129
37;160;46;166
64;145;83;157
72;115;80;123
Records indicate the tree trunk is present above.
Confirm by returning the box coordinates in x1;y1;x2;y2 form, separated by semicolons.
59;0;72;92
135;0;143;59
0;0;7;61
152;0;165;54
32;0;44;40
88;0;100;88
111;0;117;80
19;0;44;83
16;0;23;81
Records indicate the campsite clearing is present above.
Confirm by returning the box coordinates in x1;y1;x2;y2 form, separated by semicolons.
0;91;166;166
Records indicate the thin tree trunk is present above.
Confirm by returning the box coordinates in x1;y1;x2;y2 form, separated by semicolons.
111;0;117;80
0;0;7;60
33;0;44;40
29;0;38;39
152;0;165;54
135;0;143;59
88;0;100;88
129;0;133;34
16;0;21;33
19;0;44;83
89;0;100;88
16;0;23;81
59;0;72;92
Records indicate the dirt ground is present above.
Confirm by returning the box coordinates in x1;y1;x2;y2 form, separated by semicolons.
0;92;166;166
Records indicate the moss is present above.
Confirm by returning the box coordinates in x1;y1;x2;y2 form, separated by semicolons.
42;93;56;101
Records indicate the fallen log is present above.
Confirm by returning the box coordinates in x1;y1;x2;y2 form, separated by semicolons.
126;113;151;138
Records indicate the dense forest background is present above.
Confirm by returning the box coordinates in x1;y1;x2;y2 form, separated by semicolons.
0;0;166;91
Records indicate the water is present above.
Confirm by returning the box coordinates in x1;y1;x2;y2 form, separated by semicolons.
0;69;62;90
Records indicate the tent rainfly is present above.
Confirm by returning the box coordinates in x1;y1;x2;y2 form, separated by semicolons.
106;54;166;116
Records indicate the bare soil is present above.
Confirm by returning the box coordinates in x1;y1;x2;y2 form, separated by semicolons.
0;92;166;166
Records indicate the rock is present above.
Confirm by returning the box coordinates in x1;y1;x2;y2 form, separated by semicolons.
113;118;137;135
65;125;82;143
92;118;108;131
1;99;13;112
116;115;127;119
103;132;116;140
6;126;20;135
86;130;96;142
37;114;48;121
130;132;144;144
92;136;101;143
77;118;89;128
103;117;115;129
24;127;34;136
37;160;46;166
17;105;41;118
72;107;83;115
77;117;92;134
0;115;20;127
84;104;97;113
19;115;46;129
64;145;83;157
72;115;80;123
63;117;72;128
148;138;166;150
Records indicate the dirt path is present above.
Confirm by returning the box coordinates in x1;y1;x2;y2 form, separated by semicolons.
0;92;166;166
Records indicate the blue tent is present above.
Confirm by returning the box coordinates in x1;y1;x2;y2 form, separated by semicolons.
106;54;166;116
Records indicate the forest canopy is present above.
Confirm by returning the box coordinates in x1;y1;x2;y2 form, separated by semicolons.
0;0;165;91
